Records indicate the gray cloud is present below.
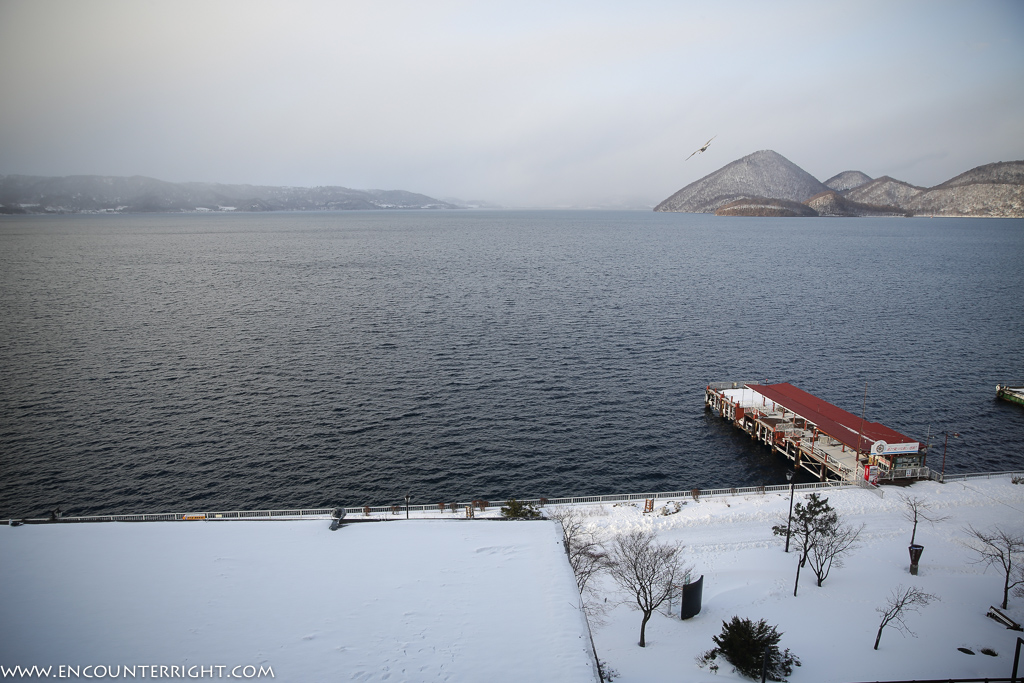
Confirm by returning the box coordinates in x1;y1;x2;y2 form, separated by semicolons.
2;0;1022;207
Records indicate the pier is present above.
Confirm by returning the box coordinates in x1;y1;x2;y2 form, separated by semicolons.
705;381;926;484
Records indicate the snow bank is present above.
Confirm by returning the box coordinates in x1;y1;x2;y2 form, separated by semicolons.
0;520;599;682
3;478;1021;682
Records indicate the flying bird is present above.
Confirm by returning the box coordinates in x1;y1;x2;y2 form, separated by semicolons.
686;136;716;160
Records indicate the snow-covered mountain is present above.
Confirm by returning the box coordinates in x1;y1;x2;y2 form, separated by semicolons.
823;170;872;192
935;159;1024;188
844;176;927;208
906;160;1024;217
654;150;828;213
656;153;1024;217
805;190;908;217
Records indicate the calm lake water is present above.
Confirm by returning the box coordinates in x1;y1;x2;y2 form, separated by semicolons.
1;211;1022;517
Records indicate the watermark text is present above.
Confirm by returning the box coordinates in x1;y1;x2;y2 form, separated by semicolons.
0;664;274;679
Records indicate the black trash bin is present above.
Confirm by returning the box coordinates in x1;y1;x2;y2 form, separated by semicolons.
908;544;924;575
680;574;704;619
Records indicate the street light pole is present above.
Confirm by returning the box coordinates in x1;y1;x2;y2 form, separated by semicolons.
405;494;411;520
784;470;795;553
940;431;960;481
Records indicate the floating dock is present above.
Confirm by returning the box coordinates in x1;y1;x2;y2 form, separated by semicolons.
705;382;926;483
996;384;1024;408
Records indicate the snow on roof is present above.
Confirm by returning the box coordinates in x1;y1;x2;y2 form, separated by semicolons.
751;382;918;453
719;386;766;408
0;519;600;682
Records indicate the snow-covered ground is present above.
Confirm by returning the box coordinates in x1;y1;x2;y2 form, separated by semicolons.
581;476;1024;682
2;476;1022;682
0;519;599;682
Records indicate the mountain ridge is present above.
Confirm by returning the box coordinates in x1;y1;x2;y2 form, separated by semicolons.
656;152;1024;218
805;190;908;217
0;174;459;214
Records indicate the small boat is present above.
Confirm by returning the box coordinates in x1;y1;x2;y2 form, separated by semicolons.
996;384;1024;408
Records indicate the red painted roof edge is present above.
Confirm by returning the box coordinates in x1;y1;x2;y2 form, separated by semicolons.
748;382;916;452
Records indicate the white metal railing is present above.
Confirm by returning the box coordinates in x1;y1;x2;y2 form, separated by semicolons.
855;479;885;499
934;470;1024;483
9;471;1021;524
5;482;856;524
10;507;338;524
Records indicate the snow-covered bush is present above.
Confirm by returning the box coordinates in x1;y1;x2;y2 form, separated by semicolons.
597;659;618;681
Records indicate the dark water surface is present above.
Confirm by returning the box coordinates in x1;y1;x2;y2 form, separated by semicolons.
2;211;1022;517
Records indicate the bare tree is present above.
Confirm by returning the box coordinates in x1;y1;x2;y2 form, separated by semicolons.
546;506;608;594
607;529;691;647
899;494;950;546
963;525;1024;609
808;520;863;587
874;585;937;650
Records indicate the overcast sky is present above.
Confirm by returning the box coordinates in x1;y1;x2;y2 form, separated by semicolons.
1;0;1022;208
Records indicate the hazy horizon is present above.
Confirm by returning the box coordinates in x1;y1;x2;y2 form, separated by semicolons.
2;0;1022;208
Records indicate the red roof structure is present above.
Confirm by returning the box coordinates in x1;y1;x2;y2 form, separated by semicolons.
749;383;918;455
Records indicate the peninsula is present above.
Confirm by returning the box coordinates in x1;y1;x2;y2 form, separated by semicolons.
0;175;460;214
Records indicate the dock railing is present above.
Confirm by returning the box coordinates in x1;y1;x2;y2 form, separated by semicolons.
707;380;763;392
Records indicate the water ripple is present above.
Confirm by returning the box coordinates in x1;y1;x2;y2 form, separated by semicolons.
1;211;1022;517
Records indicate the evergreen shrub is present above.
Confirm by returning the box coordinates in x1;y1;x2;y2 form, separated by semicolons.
696;616;800;681
500;499;540;519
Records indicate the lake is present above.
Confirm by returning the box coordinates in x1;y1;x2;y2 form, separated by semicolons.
1;211;1022;517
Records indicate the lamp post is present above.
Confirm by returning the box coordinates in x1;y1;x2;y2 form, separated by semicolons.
405;494;411;520
940;431;960;481
784;470;795;553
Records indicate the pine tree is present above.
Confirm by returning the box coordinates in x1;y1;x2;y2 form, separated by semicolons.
696;616;800;681
500;498;540;519
772;492;836;596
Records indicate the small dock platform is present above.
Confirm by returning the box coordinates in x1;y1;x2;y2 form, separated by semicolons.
705;382;926;483
996;384;1024;408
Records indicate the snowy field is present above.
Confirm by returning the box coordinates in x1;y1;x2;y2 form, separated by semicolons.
2;476;1022;682
0;519;599;682
581;476;1024;683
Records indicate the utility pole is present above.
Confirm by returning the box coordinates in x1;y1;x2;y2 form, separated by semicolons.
784;470;795;553
940;431;959;481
